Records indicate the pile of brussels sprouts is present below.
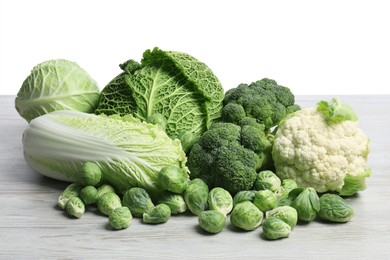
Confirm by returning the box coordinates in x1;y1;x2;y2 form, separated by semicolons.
57;162;354;240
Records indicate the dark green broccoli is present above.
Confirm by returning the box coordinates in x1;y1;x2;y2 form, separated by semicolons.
187;122;271;195
222;78;300;129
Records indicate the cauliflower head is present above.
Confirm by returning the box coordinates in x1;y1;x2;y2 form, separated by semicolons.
272;98;370;196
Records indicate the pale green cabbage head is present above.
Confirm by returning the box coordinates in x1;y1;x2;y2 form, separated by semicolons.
15;59;100;122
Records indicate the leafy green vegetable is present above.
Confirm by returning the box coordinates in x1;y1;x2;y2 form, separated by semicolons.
22;110;187;195
65;196;85;218
253;170;281;192
95;47;225;139
319;194;354;222
233;190;256;207
317;97;358;123
198;210;226;234
97;192;122;216
79;185;98;205
122;187;155;218
183;178;209;215
109;207;132;230
266;206;298;228
262;217;291;240
157;192;187;215
230;201;263;231
158;165;189;194
253;189;277;212
207;187;233;215
143;204;171;224
290;188;320;222
80;162;102;186
57;183;83;209
15;59;100;122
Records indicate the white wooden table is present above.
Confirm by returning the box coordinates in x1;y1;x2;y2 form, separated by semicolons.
1;95;389;259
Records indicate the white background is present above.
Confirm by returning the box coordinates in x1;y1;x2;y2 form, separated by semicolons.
1;0;389;95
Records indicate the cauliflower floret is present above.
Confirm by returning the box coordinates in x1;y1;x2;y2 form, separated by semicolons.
272;98;370;196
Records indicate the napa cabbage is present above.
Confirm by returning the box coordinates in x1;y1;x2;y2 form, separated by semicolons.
22;110;188;195
95;47;225;139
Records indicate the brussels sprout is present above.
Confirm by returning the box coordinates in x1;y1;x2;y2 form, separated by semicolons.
147;113;167;131
319;194;354;222
230;201;263;231
275;179;299;200
96;184;116;199
290;188;320;222
109;206;132;230
233;190;256;207
207;187;233;215
253;190;277;212
158;192;187;215
58;183;83;209
97;192;122;216
177;131;198;153
143;204;171;224
80;162;102;186
79;185;98;205
198;210;226;234
158;165;189;194
266;206;298;228
65;196;85;218
122;187;154;217
184;178;209;215
262;217;291;240
254;170;281;192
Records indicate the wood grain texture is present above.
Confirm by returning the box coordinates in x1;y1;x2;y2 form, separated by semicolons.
1;95;389;259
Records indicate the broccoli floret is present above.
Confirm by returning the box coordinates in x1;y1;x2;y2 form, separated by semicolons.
188;122;270;195
222;78;300;129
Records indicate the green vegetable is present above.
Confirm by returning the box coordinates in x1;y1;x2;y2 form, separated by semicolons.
253;190;277;212
272;98;371;195
177;131;198;154
266;206;298;228
319;194;354;222
65;196;85;218
96;184;116;198
80;162;102;186
57;183;83;209
143;204;171;224
233;190;256;207
22;110;187;195
157;192;187;215
183;178;209;215
253;170;281;192
95;47;225;139
109;207;132;230
79;186;98;205
146;113;167;131
230;201;263;231
188;122;269;194
222;78;300;130
290;188;320;222
262;217;291;240
15;59;100;122
207;187;233;215
97;192;122;216
198;210;226;234
122;187;154;217
158;165;189;194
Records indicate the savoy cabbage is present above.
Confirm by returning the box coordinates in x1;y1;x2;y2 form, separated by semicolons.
95;48;225;138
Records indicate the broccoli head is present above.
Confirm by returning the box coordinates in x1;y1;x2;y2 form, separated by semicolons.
222;78;300;129
187;121;272;194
